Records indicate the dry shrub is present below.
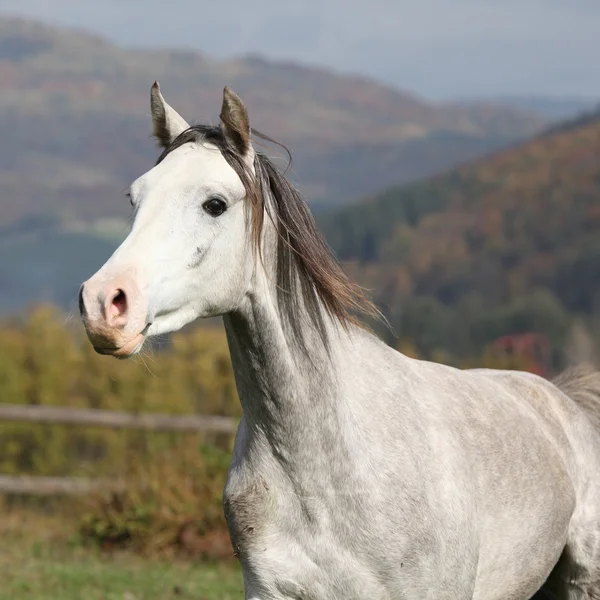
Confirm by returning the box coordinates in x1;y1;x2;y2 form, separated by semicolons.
0;305;240;479
80;439;234;562
0;305;241;561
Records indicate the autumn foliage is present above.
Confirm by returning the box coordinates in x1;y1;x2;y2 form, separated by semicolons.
323;111;600;364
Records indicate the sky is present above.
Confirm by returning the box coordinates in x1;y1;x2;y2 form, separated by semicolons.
0;0;598;100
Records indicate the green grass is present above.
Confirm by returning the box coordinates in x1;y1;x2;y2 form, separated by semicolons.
0;546;243;600
0;511;243;600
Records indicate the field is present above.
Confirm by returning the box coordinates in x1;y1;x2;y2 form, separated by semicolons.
0;509;243;600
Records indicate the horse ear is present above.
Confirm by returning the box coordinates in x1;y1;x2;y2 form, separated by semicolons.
150;81;190;148
220;86;251;155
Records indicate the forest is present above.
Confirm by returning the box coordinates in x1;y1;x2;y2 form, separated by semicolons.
321;108;600;366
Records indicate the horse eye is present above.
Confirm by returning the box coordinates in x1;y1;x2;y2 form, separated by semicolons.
125;191;134;206
203;197;227;217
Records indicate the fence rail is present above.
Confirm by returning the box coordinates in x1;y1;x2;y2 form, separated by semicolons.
0;475;120;495
0;403;238;495
0;403;238;434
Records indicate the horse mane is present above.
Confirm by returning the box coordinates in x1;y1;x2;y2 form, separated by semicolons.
157;125;380;339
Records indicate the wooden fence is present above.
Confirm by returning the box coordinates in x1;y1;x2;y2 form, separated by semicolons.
0;403;238;496
0;475;113;495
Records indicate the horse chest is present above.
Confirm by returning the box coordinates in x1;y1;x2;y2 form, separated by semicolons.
223;476;332;596
223;476;276;559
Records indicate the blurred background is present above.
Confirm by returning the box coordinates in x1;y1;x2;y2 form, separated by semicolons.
0;1;599;598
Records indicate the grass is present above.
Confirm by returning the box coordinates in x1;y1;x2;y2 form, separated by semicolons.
0;551;243;600
0;507;243;600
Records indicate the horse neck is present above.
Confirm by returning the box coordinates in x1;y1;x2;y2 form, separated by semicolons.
222;252;348;456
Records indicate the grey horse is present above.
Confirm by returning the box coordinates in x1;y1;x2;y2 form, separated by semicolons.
79;82;600;600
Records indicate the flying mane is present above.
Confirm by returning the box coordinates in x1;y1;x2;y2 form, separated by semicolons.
157;125;380;342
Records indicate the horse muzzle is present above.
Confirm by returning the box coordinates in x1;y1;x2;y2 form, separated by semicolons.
79;273;150;359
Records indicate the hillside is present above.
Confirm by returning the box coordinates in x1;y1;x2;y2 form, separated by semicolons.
458;96;598;120
0;16;547;228
321;109;600;363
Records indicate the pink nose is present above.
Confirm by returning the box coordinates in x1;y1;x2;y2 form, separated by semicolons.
102;287;128;326
79;275;148;357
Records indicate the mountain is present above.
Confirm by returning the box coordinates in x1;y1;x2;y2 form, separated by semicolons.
470;96;599;120
321;109;600;364
0;16;548;230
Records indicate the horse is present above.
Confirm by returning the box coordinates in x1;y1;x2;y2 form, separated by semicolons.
78;82;600;600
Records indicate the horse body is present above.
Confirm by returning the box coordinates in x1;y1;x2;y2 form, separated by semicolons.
79;82;600;599
222;287;596;600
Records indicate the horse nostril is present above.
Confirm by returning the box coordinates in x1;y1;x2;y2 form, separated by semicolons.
78;285;86;316
110;289;128;320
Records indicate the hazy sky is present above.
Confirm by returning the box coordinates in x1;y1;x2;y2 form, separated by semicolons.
0;0;598;99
